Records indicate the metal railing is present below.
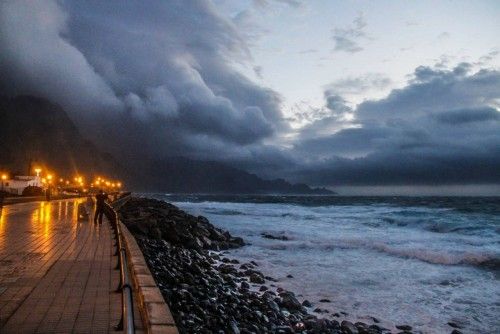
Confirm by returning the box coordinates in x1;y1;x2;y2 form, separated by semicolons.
108;194;135;333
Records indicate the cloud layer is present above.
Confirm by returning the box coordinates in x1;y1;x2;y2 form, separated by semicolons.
0;0;285;162
1;1;499;187
293;63;500;185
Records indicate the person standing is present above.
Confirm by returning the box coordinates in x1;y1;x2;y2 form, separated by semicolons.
94;190;109;224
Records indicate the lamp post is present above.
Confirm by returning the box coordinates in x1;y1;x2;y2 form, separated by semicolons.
1;174;6;206
1;174;7;193
34;168;42;188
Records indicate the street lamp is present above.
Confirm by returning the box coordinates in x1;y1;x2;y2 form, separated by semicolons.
1;174;7;193
34;168;41;177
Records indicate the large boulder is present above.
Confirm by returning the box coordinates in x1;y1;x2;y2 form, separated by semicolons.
279;291;303;312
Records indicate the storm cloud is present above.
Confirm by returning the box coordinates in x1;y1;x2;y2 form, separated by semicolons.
293;63;500;185
1;1;499;188
0;0;285;161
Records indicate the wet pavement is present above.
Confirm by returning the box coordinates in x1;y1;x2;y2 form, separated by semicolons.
0;199;137;333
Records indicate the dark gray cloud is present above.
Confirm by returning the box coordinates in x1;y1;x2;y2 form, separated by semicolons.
0;0;285;162
292;63;500;185
432;107;500;125
332;14;368;53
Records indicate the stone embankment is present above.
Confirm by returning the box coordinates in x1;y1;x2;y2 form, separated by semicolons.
119;197;458;334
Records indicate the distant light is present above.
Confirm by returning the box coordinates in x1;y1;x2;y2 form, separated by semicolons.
1;174;7;181
34;168;42;177
47;174;53;180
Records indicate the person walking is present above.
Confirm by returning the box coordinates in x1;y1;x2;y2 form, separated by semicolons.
94;189;109;224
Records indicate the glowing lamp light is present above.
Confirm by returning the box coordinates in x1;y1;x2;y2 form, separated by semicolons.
1;174;7;181
34;168;42;177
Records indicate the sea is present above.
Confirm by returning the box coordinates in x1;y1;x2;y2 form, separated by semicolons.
149;194;500;334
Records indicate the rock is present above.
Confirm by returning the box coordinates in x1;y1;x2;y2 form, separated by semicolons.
396;325;412;331
447;322;463;329
341;321;359;334
228;320;240;334
279;291;303;312
261;233;289;241
230;237;245;246
259;285;268;292
275;326;293;333
267;299;280;313
319;298;331;303
302;300;312;307
249;273;265;284
219;264;238;275
313;308;329;313
368;324;382;332
286;274;294;278
150;227;162;240
451;330;463;334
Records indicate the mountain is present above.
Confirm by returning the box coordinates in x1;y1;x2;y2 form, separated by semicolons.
134;157;333;194
0;95;333;194
0;95;122;178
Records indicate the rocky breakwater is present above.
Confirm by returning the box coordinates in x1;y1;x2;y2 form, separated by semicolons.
118;197;425;334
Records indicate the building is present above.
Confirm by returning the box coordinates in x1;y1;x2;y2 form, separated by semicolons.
2;176;43;195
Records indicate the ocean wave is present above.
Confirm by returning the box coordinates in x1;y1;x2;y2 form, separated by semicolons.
365;242;499;268
379;216;495;236
261;238;500;269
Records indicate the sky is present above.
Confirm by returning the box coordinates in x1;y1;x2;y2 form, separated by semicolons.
1;0;499;194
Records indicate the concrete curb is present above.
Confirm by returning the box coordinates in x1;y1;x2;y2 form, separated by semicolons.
120;222;179;334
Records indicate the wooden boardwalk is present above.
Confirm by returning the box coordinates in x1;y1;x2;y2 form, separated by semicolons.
0;199;141;333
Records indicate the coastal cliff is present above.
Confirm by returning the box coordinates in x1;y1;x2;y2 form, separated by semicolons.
118;197;425;334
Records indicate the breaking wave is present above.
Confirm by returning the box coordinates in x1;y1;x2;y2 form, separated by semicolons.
262;238;500;269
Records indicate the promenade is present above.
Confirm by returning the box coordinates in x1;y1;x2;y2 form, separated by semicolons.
0;199;142;333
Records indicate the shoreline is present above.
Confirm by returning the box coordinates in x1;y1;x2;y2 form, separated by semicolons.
118;196;461;334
